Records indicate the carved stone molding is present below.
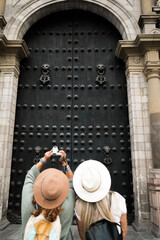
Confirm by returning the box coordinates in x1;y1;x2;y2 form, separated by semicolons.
150;28;160;34
0;55;20;75
125;56;144;75
116;34;160;62
0;34;29;74
128;56;144;65
157;0;160;6
12;0;20;6
0;55;19;65
0;34;29;60
138;15;160;29
152;0;160;13
143;62;160;78
144;50;159;63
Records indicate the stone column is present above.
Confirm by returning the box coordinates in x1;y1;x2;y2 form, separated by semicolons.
144;50;160;237
0;35;29;230
144;50;160;169
0;0;6;14
141;0;152;14
148;71;160;167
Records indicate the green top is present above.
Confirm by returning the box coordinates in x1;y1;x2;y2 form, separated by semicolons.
21;165;75;240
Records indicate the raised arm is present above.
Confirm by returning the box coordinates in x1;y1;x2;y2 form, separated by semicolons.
59;150;73;179
21;149;53;237
36;149;53;170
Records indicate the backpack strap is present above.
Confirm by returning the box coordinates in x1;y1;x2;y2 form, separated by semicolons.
109;192;112;209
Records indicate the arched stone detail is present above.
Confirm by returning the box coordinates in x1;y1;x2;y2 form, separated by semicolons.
4;0;140;41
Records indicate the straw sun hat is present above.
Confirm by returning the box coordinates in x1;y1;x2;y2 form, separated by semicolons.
34;168;69;209
73;160;111;202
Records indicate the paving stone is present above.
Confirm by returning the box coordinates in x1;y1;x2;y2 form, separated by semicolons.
138;231;160;240
0;224;158;240
71;225;81;240
0;224;22;240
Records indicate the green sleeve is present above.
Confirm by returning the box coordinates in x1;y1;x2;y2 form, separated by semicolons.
21;165;40;239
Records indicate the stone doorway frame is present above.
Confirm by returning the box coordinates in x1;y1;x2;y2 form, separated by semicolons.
0;0;153;234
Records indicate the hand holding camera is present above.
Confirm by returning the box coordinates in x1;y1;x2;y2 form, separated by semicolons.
52;147;68;169
52;146;62;156
41;147;70;173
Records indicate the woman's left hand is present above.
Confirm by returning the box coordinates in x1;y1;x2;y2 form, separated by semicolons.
59;150;67;165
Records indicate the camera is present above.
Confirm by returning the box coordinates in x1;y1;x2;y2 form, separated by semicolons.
52;146;62;156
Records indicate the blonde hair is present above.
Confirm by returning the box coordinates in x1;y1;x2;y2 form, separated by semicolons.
78;191;115;239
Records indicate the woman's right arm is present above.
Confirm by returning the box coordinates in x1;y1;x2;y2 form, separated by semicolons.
120;213;127;239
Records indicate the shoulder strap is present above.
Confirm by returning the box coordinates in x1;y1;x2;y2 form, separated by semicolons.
109;192;112;208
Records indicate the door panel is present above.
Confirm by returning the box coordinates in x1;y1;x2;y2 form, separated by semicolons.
8;10;134;224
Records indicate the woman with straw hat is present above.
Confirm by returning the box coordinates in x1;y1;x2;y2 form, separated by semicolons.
22;149;75;240
73;160;127;240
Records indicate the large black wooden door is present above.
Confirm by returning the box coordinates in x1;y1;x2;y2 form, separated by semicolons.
8;10;134;224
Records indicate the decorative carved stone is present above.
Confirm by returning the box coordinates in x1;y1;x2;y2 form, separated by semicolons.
156;0;160;6
0;55;19;65
150;28;160;34
133;57;141;64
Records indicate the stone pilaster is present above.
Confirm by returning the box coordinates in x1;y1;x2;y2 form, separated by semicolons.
138;15;160;34
116;34;160;234
0;35;29;230
0;58;19;230
116;34;160;170
116;40;152;232
126;57;152;232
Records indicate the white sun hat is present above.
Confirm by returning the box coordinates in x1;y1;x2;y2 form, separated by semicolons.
73;160;111;202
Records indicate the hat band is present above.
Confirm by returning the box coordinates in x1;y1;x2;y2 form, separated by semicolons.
41;176;61;201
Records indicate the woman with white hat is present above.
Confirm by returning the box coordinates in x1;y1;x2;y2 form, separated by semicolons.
73;160;128;240
22;149;75;240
